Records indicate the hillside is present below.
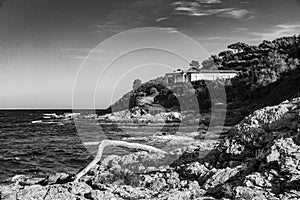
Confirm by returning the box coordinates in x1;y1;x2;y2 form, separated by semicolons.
109;35;300;125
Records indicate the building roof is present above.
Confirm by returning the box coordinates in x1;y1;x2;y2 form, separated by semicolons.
165;72;185;75
165;69;239;76
193;70;239;74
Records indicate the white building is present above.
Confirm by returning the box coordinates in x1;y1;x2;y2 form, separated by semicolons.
190;70;239;81
165;69;239;84
165;69;187;84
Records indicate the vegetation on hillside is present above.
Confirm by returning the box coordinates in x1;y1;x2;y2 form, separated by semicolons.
110;35;300;121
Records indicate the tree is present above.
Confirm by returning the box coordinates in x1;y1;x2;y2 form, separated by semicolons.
211;55;222;68
149;87;158;95
74;140;167;182
133;79;142;91
218;50;234;58
201;58;215;70
189;60;200;70
258;40;275;50
228;42;249;53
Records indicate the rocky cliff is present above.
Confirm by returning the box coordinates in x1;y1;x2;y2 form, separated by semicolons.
1;97;300;199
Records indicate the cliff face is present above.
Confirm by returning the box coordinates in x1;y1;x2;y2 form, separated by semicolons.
173;97;300;199
1;98;300;199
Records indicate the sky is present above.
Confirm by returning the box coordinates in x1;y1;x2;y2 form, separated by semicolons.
0;0;300;109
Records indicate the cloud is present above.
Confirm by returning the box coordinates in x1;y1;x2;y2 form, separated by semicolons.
131;0;166;8
62;48;104;54
70;56;109;61
173;2;233;17
172;1;254;20
217;9;254;20
62;48;117;61
250;22;300;40
196;36;261;44
95;0;172;36
159;27;178;34
233;27;249;32
197;36;248;40
190;8;233;17
196;0;222;3
156;17;169;22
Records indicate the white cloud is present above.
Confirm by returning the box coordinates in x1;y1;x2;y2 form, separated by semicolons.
191;8;233;16
156;17;169;22
217;9;254;20
196;0;222;3
233;27;249;32
197;36;247;40
70;55;110;61
62;48;104;54
174;6;196;12
173;3;234;17
172;1;254;20
251;22;300;40
276;24;300;30
159;27;178;34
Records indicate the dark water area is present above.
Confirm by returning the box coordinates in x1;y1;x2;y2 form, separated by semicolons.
0;109;209;183
0;110;105;182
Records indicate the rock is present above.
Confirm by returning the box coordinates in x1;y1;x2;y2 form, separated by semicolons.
234;186;271;200
101;150;166;173
178;162;210;182
187;181;205;198
41;172;72;185
166;112;182;123
2;98;300;200
244;172;273;189
280;190;300;200
166;172;180;189
171;98;300;199
10;175;27;183
113;185;153;199
1;182;97;200
267;138;300;182
204;165;245;190
16;184;49;200
151;177;167;191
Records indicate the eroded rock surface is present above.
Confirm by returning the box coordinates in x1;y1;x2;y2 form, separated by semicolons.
1;98;300;199
173;97;300;199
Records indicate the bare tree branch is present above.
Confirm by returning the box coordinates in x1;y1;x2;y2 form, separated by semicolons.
74;140;167;182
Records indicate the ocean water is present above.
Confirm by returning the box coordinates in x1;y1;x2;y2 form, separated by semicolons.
0;110;200;182
0;110;97;182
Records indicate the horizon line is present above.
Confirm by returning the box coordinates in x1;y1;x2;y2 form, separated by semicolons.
0;107;110;110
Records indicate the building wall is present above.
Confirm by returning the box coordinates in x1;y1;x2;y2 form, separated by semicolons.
175;74;184;83
166;75;175;84
166;71;238;84
191;72;237;81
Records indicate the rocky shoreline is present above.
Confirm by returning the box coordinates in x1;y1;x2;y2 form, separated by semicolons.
1;98;300;199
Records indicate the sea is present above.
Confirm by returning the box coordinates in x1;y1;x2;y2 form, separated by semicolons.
0;110;201;183
0;110;107;182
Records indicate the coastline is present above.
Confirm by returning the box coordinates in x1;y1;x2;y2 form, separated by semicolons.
1;98;299;199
